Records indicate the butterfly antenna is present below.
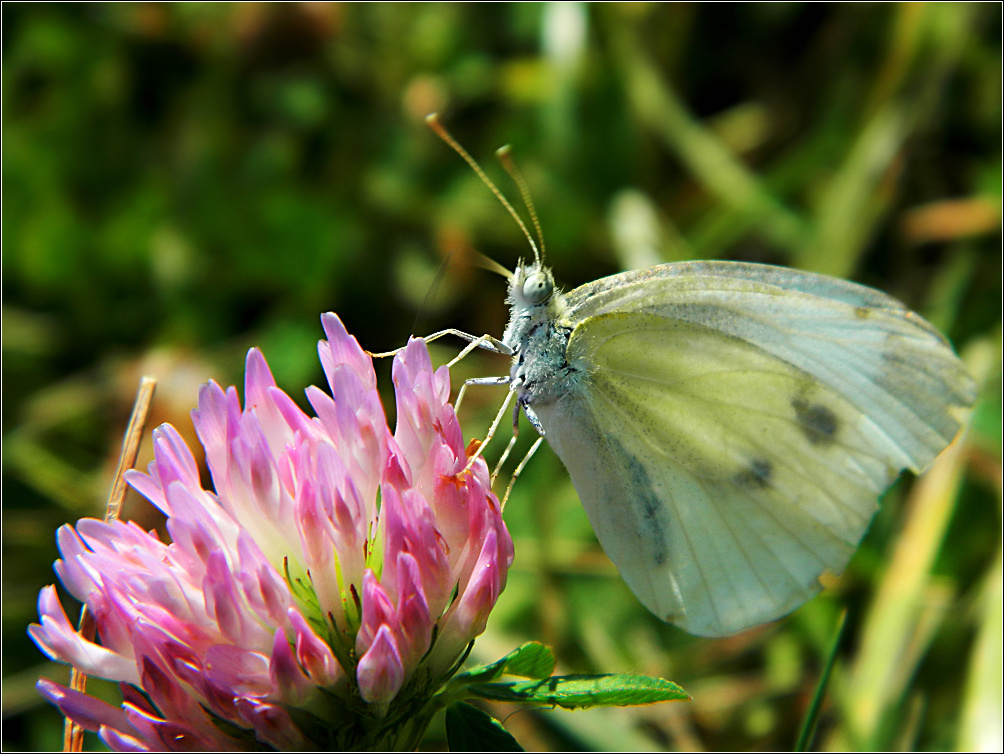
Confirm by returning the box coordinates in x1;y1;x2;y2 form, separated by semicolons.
472;250;514;280
497;145;545;265
426;113;540;264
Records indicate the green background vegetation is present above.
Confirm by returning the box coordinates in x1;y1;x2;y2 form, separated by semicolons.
3;3;1001;751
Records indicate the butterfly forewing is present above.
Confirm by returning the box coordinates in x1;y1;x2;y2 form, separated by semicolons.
561;263;975;471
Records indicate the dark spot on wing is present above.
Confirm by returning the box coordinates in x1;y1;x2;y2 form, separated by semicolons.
735;458;772;489
609;438;668;566
854;306;872;319
792;398;839;445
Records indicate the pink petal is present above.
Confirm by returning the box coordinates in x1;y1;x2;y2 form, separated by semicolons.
234;698;308;751
394;553;433;668
235;532;292;626
319;312;376;391
356;624;404;705
381;485;450;610
457;528;503;634
203;644;272;696
269;627;314;705
243;348;277;411
288;608;340;687
98;725;150;752
37;677;137;735
29;586;140;685
122;704;225;752
191;381;242;483
356;570;396;655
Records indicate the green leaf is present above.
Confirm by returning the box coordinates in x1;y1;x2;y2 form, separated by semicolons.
467;674;689;709
445;702;523;752
453;642;556;686
496;642;557;679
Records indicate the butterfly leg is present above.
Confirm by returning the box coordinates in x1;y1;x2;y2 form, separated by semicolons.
491;400;524;484
455;375;510;415
494;399;545;502
367;330;512;360
446;333;513;367
501;436;545;510
464;388;516;472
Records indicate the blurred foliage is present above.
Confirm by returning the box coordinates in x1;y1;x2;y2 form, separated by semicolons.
2;3;1001;751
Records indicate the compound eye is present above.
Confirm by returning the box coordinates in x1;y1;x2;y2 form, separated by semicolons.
522;272;552;304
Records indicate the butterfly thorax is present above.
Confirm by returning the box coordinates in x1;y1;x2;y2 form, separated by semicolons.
503;262;581;407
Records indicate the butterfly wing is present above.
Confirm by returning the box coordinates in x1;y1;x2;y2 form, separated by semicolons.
562;261;974;471
532;264;974;637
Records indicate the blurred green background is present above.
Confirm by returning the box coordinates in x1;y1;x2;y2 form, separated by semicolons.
3;3;1001;751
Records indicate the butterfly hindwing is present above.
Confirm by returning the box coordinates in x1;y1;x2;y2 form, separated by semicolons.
537;314;874;634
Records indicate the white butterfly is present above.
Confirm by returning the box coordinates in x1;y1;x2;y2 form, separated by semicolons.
497;258;975;637
422;115;977;638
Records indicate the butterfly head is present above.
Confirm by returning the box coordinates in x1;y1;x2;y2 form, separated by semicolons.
503;261;570;354
509;260;555;309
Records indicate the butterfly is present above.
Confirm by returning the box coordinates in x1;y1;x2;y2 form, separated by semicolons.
424;115;977;638
498;258;975;637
